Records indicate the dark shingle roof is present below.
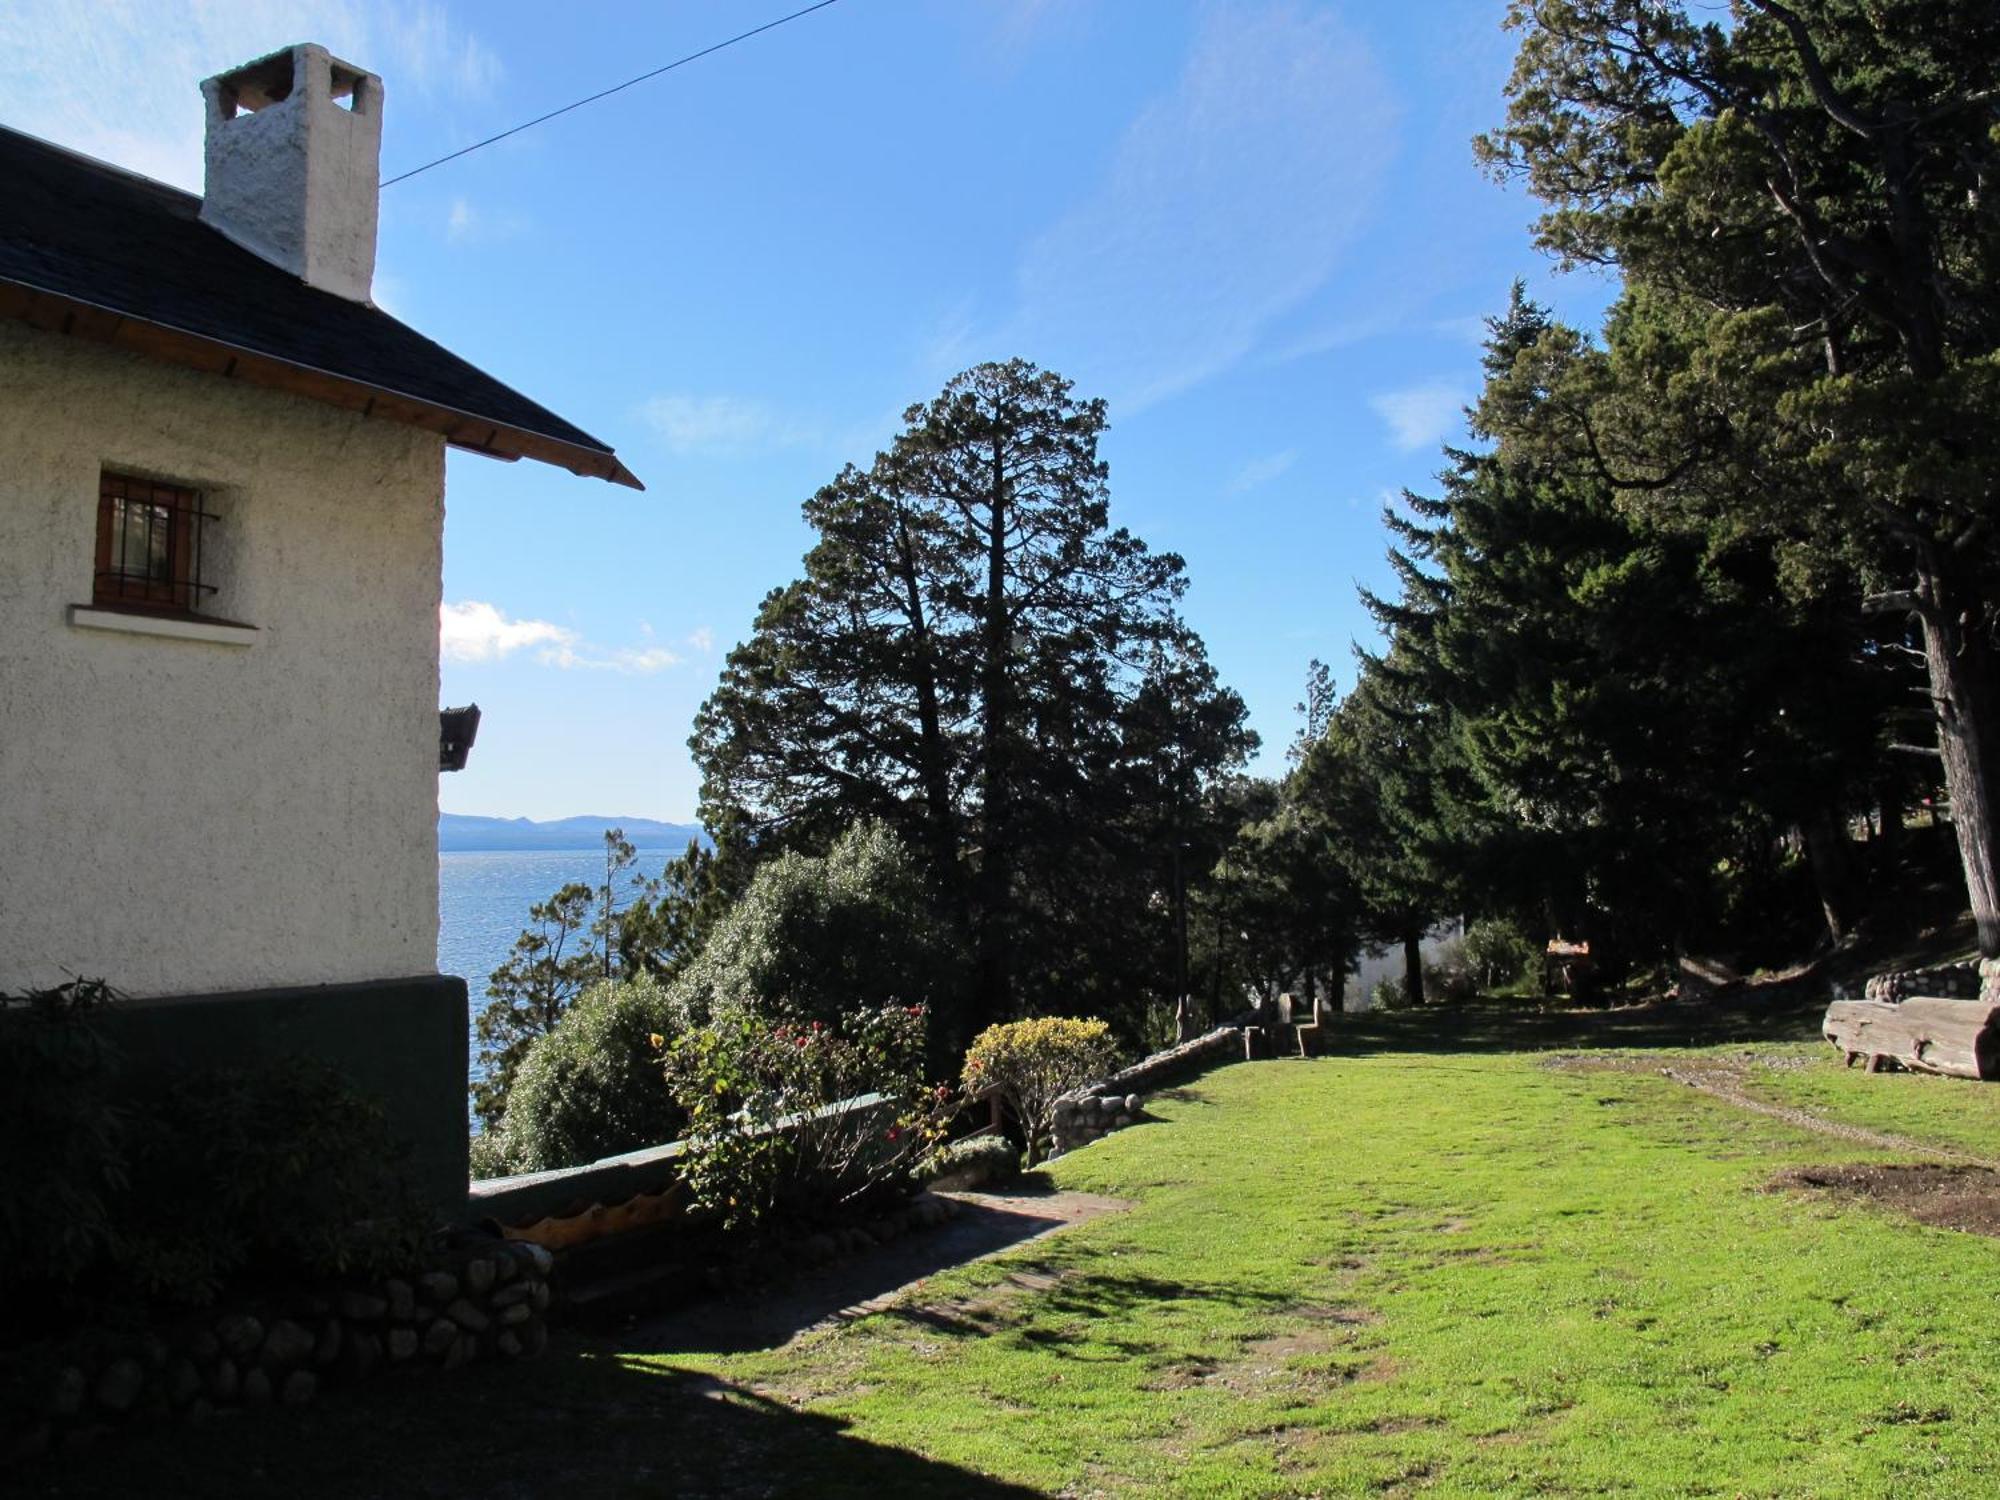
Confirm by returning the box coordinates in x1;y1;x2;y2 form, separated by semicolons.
0;124;639;488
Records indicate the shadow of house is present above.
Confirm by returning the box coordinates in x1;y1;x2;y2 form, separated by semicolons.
39;1351;1047;1500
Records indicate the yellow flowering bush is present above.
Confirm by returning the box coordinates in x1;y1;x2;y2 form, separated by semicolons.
961;1017;1119;1163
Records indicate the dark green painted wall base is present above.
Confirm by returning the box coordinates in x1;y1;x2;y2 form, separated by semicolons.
101;975;469;1217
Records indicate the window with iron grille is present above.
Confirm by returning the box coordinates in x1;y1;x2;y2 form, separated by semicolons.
93;472;217;614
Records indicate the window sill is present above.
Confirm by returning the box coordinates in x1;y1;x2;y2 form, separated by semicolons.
68;605;259;648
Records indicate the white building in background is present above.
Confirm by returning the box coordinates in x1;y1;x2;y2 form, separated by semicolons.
0;44;640;1205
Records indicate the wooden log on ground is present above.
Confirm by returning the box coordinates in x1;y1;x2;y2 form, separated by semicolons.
1822;998;2000;1080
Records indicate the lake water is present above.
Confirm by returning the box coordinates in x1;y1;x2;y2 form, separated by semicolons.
439;845;689;1091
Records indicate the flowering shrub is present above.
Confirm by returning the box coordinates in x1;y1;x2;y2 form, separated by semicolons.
961;1017;1120;1163
661;1002;952;1227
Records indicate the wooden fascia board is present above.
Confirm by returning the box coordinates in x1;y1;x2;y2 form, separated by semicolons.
0;278;645;491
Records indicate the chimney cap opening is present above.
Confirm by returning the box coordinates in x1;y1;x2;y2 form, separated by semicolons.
207;45;375;118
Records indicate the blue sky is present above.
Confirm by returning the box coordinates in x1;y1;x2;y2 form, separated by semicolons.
5;0;1613;822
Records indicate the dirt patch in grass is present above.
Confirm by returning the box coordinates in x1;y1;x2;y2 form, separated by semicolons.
1769;1163;2000;1237
1547;1052;2000;1165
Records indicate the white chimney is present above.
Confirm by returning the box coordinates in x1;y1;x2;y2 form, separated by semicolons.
199;44;383;304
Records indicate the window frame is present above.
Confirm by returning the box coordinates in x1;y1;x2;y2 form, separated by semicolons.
92;471;217;617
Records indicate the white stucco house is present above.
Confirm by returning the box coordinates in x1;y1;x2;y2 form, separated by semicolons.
0;44;638;1204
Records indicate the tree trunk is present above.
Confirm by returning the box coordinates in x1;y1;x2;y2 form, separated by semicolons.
1915;547;2000;956
973;436;1015;1036
1800;808;1855;945
1402;927;1425;1007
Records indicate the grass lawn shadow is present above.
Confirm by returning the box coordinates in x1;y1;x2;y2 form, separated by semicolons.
34;1340;1048;1500
622;1181;1129;1357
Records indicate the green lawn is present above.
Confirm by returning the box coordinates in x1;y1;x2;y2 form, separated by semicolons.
42;1021;2000;1498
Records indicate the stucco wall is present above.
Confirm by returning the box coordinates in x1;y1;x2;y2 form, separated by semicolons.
0;318;446;996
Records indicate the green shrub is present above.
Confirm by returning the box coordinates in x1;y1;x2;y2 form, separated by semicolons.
0;980;127;1298
115;1059;430;1303
1462;918;1540;992
472;974;687;1178
916;1134;1022;1189
961;1017;1120;1163
663;1002;951;1227
669;822;956;1031
1370;976;1409;1012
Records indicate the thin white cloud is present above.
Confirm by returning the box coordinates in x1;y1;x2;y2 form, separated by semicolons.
540;643;680;674
447;198;476;241
1370;382;1466;453
1008;4;1399;413
687;627;716;654
443;195;526;245
441;601;679;675
441;600;573;663
640;394;813;456
1228;449;1298;495
0;1;501;192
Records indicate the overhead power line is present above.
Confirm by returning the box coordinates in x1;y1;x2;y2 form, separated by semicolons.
380;0;845;187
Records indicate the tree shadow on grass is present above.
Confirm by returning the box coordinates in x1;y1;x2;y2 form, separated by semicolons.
623;1182;1127;1358
34;1340;1048;1500
1319;990;1829;1061
879;1266;1293;1364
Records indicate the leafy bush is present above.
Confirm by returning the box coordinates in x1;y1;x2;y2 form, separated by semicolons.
1370;976;1410;1012
669;822;956;1030
1462;918;1540;992
916;1134;1021;1189
472;975;688;1179
2;981;430;1331
116;1060;430;1303
961;1017;1120;1163
0;980;127;1297
663;1002;951;1227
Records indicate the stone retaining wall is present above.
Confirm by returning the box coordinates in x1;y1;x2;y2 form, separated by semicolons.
1049;1025;1241;1157
6;1232;551;1461
1864;959;2000;1003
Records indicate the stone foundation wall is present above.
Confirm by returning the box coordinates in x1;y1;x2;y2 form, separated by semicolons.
6;1233;551;1461
1050;1025;1241;1157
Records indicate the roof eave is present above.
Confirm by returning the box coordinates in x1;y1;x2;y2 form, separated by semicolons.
0;278;646;491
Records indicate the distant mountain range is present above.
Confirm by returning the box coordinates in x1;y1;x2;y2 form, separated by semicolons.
438;813;703;852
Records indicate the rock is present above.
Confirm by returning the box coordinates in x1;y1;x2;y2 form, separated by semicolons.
384;1279;416;1321
419;1271;459;1305
441;1336;472;1371
463;1258;496;1295
387;1329;418;1363
216;1313;264;1360
343;1330;383;1381
498;1303;532;1327
338;1290;388;1322
94;1357;146;1415
496;1329;524;1359
1112;1114;1132;1129
240;1368;272;1408
314;1320;343;1366
491;1281;534;1308
1124;1094;1141;1114
513;1241;555;1277
520;1319;549;1359
422;1319;459;1358
48;1365;87;1418
183;1398;213;1428
187;1329;220;1362
261;1320;316;1369
279;1371;316;1407
444;1299;490;1333
531;1281;551;1312
167;1359;203;1407
209;1359;239;1403
141;1334;171;1370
